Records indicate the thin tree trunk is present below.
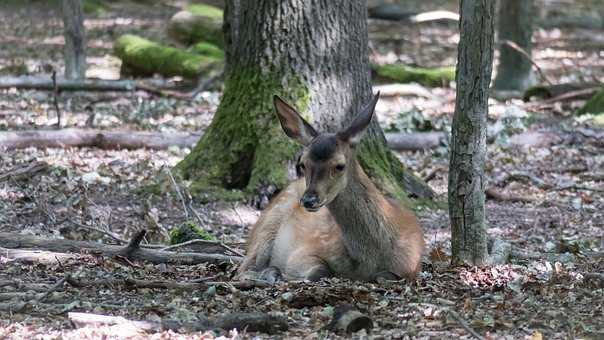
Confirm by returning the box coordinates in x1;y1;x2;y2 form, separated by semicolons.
448;0;495;266
492;0;534;91
61;0;86;79
175;0;432;205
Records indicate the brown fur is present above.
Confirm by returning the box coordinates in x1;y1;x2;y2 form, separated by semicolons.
237;94;424;281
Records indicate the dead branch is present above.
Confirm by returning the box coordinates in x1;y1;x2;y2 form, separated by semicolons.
0;128;200;151
0;232;241;265
384;132;447;151
0;76;196;100
1;128;442;152
368;5;458;23
0;161;49;182
447;310;485;340
65;276;269;291
68;311;288;334
373;84;435;98
0;247;79;264
69;219;129;245
51;70;62;127
485;187;536;203
501;40;552;86
160;239;244;257
501;171;552;190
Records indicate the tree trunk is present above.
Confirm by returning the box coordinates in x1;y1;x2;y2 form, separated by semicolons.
492;0;534;91
448;0;495;266
175;0;433;205
61;0;87;79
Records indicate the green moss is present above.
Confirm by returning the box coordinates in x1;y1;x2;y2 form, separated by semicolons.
168;5;223;47
113;34;222;78
186;4;224;19
578;87;604;115
189;42;224;59
175;67;308;202
169;220;214;244
372;63;455;87
357;134;437;210
82;0;107;15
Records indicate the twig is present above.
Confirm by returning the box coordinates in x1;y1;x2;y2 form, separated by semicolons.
187;70;223;98
51;71;62;128
501;40;552;86
164;166;189;220
34;275;68;303
65;277;269;291
69;219;128;245
160;239;244;257
447;310;485;340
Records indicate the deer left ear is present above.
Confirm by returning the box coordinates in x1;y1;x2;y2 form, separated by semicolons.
337;92;380;145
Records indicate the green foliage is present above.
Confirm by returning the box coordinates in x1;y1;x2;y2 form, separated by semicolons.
189;42;224;59
373;64;455;87
113;34;222;78
578;87;604;115
169;220;214;245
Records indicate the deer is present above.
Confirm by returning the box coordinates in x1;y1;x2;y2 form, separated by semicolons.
236;93;424;282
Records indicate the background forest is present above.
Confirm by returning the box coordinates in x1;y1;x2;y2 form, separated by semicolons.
0;0;603;339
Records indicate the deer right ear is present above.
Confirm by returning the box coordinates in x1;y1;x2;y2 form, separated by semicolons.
274;95;318;146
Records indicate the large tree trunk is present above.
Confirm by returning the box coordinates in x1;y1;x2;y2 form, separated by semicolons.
448;0;495;266
61;0;87;79
492;0;534;91
175;0;433;205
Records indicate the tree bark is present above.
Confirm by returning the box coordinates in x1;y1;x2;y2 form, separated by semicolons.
61;0;87;79
175;0;433;205
492;0;534;91
448;0;495;266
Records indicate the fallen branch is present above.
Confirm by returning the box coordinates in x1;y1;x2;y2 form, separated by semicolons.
485;187;536;203
65;276;269;291
369;5;459;23
0;231;241;265
373;83;435;99
0;128;201;150
160;239;244;257
1;128;442;152
0;76;196;100
501;40;552;86
385;132;447;151
0;247;79;265
0;161;49;182
68;311;288;334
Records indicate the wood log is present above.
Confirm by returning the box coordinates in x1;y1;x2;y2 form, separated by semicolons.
114;35;222;79
523;83;601;101
368;4;459;24
167;5;224;47
68;311;288;334
372;63;455;87
385;132;447;150
0;232;241;265
0;247;79;264
0;129;201;150
0;129;444;152
326;304;373;334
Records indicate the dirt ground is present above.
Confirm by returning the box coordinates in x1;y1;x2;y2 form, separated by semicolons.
1;1;603;339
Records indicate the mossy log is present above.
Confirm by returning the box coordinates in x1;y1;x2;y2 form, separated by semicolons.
372;63;455;87
578;87;604;115
113;35;222;79
167;5;224;47
189;41;225;59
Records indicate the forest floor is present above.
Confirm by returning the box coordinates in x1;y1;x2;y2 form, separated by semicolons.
1;1;603;339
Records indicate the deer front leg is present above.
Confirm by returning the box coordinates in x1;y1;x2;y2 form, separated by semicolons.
285;251;331;281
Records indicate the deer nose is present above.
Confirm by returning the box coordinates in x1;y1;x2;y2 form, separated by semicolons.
300;194;319;210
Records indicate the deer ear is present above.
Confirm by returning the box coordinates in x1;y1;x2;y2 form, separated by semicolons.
274;95;318;146
337;92;380;145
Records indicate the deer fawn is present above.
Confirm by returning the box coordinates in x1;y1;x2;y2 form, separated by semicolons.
237;93;424;282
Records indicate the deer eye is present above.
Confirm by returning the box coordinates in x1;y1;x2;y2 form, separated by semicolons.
335;164;345;172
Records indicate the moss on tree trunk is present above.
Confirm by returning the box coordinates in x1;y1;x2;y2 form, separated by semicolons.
175;68;308;201
372;63;455;87
175;0;434;208
113;35;222;78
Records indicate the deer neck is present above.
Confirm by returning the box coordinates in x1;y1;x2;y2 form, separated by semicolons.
326;160;397;268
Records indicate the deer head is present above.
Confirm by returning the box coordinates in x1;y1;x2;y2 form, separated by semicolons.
273;93;379;212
